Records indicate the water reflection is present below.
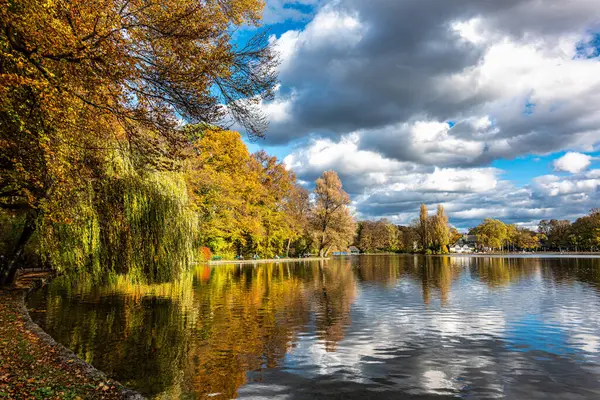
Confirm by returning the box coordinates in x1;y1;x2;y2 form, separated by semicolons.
466;257;541;287
28;256;600;399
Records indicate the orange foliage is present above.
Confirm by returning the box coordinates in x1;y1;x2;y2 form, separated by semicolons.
199;246;213;262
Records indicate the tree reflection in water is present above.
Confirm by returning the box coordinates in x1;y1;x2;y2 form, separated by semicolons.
28;256;600;399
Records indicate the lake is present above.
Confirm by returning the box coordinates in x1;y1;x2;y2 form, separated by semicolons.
28;255;600;399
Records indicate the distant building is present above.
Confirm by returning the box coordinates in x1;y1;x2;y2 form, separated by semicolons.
349;246;360;255
449;234;477;253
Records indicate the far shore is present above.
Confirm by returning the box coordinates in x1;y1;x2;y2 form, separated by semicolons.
360;252;600;258
445;252;600;258
203;252;600;265
205;257;329;265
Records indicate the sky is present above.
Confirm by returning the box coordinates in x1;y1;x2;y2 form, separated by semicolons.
243;0;600;230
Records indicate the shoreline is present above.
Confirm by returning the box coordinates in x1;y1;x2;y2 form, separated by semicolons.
0;273;145;400
205;257;329;265
445;252;600;258
356;252;600;258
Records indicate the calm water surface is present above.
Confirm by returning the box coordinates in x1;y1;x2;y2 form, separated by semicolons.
28;256;600;399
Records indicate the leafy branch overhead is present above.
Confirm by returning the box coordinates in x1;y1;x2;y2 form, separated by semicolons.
2;0;277;138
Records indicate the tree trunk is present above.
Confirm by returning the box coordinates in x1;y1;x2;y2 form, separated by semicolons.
0;209;39;286
319;231;327;257
286;238;291;258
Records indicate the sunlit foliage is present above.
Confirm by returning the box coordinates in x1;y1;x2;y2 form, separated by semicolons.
185;127;310;259
310;171;356;257
0;0;278;283
356;219;400;253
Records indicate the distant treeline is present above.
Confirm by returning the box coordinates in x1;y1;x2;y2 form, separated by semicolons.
355;204;460;254
536;211;600;252
468;210;600;252
354;207;600;254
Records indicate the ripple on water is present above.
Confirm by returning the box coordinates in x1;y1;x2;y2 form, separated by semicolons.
26;256;600;399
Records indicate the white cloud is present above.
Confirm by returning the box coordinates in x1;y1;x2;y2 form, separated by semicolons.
552;152;593;173
433;33;600;161
285;133;600;227
533;170;600;196
359;120;488;167
419;168;498;193
260;0;600;226
283;134;410;178
283;134;500;194
452;17;487;44
272;30;301;72
273;7;365;74
262;89;295;124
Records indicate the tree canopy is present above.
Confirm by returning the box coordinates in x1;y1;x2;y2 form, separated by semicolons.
0;0;280;284
310;171;356;257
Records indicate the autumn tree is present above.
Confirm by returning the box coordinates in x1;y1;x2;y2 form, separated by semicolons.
379;219;400;252
432;205;450;253
187;128;256;256
251;150;299;256
418;204;429;251
0;0;277;284
449;227;463;246
505;224;519;252
538;219;571;251
473;219;508;251
284;186;312;256
310;171;356;257
515;228;540;251
186;128;292;258
2;0;275;139
569;209;600;252
415;204;450;253
356;219;399;253
398;225;418;252
184;126;310;259
356;222;374;253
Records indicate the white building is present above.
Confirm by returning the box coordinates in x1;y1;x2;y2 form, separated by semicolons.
449;235;477;253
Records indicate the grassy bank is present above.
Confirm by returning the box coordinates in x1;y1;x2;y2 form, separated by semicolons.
0;274;142;399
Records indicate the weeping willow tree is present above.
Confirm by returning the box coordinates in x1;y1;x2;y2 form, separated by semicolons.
39;169;198;283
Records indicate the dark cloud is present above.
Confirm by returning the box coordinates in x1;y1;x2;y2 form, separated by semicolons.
264;0;600;156
264;0;600;226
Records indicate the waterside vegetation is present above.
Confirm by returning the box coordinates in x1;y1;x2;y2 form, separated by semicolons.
0;0;359;286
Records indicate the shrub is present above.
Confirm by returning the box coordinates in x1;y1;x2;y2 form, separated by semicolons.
198;246;212;262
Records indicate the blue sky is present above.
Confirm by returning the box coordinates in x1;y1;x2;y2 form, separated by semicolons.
238;0;600;229
492;152;600;187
